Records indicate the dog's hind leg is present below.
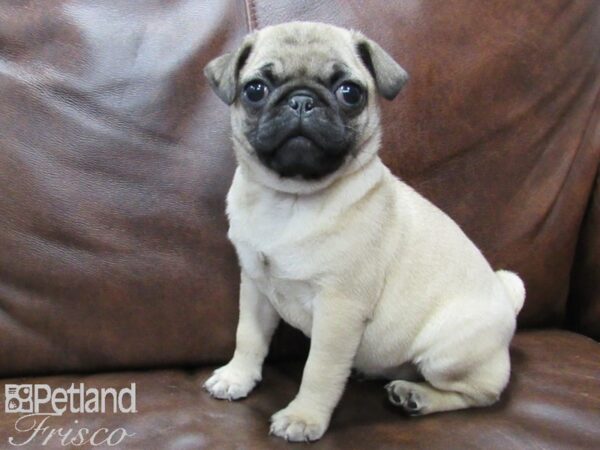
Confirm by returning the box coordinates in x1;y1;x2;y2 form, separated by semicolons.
385;349;510;415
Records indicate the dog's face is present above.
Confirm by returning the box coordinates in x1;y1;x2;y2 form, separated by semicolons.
205;22;408;185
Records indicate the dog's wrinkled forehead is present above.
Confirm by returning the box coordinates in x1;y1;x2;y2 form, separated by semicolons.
241;24;365;84
204;21;408;105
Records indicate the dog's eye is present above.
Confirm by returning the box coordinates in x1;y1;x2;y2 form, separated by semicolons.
335;82;363;106
243;81;269;104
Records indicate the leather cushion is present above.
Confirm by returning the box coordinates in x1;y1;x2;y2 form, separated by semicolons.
0;331;598;449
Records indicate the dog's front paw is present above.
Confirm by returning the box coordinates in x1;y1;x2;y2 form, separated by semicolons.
203;363;260;400
270;402;328;442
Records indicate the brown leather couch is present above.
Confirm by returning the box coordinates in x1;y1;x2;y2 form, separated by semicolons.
1;1;599;449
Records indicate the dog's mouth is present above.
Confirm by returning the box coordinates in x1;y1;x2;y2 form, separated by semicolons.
256;133;347;180
281;135;317;151
247;103;354;180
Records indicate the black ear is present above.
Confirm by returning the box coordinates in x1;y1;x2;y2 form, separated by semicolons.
204;34;256;105
354;34;409;101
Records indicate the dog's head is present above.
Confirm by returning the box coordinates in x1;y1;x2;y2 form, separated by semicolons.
205;22;408;191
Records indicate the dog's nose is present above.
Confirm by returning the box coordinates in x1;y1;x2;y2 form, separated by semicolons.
288;94;314;116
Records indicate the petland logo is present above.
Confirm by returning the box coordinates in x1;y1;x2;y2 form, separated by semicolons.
4;383;136;447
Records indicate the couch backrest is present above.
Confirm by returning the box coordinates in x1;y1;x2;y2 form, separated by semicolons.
1;0;598;377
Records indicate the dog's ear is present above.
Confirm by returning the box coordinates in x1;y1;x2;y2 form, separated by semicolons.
204;33;256;105
353;33;409;100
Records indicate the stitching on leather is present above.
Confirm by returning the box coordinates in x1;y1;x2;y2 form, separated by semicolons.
243;0;257;31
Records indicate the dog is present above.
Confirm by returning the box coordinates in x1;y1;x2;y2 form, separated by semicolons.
202;22;525;442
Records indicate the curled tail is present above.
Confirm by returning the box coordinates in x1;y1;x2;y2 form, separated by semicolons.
496;270;525;315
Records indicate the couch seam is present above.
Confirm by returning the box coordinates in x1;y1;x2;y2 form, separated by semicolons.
243;0;257;31
564;76;600;333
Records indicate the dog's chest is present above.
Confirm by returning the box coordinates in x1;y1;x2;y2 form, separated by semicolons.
226;176;343;336
234;239;317;336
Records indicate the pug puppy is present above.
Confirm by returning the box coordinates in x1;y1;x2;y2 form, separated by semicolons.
203;22;525;442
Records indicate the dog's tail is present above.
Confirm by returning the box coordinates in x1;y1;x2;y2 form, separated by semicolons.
496;270;525;315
